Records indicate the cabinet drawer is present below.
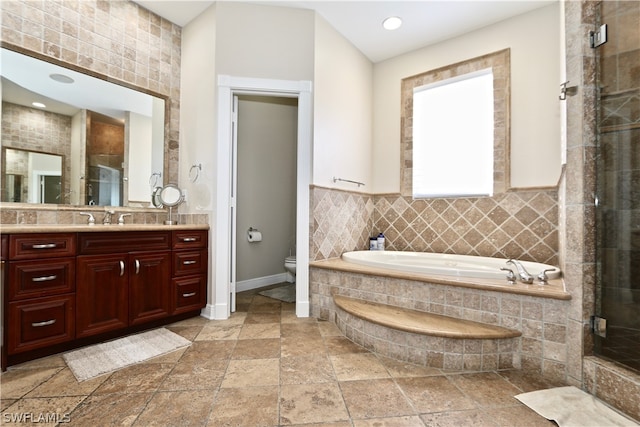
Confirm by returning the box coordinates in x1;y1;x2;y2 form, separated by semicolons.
172;230;207;250
78;231;170;255
9;234;76;260
173;250;207;276
173;275;206;314
8;258;75;300
8;294;75;354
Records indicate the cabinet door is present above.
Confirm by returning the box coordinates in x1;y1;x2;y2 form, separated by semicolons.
129;251;171;326
76;254;128;338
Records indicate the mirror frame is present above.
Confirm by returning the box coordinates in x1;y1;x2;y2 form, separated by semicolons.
158;184;184;207
0;42;171;212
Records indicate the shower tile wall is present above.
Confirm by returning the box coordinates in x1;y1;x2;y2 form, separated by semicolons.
311;186;559;264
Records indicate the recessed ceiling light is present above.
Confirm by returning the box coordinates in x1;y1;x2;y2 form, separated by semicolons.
32;102;46;108
49;73;74;84
383;16;402;31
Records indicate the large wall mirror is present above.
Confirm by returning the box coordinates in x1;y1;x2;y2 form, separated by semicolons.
0;47;167;208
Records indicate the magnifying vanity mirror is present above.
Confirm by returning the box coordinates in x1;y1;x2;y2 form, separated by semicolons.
0;46;167;209
158;184;185;225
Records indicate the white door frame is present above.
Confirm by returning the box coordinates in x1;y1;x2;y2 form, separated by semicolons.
212;75;312;319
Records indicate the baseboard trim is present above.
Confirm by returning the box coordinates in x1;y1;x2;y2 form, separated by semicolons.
236;273;288;293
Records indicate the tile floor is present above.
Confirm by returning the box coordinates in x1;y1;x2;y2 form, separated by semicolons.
1;287;562;426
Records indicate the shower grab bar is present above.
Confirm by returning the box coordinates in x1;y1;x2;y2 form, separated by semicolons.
333;177;365;187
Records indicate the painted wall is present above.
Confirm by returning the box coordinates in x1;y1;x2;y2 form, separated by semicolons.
372;3;561;193
313;14;374;192
215;2;315;80
235;96;297;283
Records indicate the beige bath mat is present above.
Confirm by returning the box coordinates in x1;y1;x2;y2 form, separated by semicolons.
515;386;639;427
63;328;191;382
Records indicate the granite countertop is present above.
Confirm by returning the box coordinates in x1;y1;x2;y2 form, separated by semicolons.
0;224;209;233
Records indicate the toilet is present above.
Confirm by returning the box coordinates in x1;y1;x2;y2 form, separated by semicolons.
284;255;296;282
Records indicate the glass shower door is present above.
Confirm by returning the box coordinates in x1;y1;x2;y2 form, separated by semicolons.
594;0;640;372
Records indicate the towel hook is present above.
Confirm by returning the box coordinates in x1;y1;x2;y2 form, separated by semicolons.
189;164;202;182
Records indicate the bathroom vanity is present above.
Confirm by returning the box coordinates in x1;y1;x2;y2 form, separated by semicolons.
0;225;208;370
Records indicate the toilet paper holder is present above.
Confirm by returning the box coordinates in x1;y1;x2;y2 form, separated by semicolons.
247;227;262;242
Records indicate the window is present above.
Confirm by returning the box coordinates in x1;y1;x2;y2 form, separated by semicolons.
412;69;494;198
401;49;510;198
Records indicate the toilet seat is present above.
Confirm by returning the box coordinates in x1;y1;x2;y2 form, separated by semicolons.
285;256;296;263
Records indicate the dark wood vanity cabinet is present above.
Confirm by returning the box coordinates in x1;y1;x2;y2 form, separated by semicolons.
172;230;208;314
2;228;208;370
5;234;77;357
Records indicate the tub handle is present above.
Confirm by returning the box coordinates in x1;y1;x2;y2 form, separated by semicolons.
500;268;517;285
537;268;555;285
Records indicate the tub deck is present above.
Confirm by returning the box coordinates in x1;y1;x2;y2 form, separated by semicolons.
310;258;571;300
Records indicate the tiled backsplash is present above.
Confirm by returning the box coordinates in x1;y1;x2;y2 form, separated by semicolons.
311;186;559;265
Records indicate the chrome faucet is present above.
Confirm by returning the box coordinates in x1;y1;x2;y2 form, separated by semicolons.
117;213;132;225
79;212;95;225
506;259;534;284
103;210;115;225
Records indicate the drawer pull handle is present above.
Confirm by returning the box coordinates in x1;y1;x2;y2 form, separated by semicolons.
183;260;197;265
135;259;140;275
31;243;57;249
32;319;56;327
182;292;196;297
32;275;58;282
181;237;197;242
120;260;125;276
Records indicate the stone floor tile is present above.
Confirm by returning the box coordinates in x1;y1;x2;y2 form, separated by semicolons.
279;382;350;425
159;358;227;391
25;368;106;397
395;376;477;413
448;372;523;408
220;358;279;388
281;335;329;357
66;392;153;426
339;378;416;419
133;390;215;426
231;338;281;359
280;354;336;384
206;386;278;426
238;323;281;339
330;353;390;381
0;367;62;399
92;363;174;395
324;336;369;355
419;409;496;426
379;356;443;378
353;415;426;426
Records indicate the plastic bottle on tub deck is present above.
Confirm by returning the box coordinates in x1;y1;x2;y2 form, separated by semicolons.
377;233;385;251
369;237;378;250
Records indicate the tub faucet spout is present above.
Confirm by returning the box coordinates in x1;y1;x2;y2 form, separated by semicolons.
506;259;533;284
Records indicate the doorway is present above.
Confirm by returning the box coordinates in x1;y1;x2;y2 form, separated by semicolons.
594;0;640;373
213;76;312;320
235;95;298;296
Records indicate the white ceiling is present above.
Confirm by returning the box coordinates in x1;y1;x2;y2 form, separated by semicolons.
134;0;556;63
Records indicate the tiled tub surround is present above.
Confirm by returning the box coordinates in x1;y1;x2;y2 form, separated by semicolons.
310;261;571;383
311;186;559;266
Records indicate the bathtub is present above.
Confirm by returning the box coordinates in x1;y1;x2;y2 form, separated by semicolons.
341;250;561;281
